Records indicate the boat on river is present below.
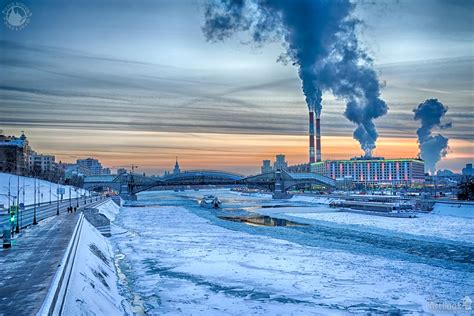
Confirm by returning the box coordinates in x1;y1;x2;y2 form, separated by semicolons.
330;200;417;218
199;195;222;208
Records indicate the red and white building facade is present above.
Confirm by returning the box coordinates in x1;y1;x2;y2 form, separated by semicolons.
311;157;425;187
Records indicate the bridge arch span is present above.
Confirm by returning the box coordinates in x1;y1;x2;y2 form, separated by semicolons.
162;170;244;181
133;170;244;194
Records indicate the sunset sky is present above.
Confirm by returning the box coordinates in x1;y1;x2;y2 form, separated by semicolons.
1;0;473;175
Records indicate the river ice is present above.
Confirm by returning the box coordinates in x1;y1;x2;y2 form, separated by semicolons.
110;190;474;315
285;210;474;244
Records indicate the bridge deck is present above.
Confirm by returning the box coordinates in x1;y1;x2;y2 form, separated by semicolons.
84;170;336;195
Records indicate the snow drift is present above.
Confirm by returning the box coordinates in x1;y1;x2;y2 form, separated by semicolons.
62;218;130;315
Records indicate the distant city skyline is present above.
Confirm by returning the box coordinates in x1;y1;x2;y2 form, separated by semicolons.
1;0;472;174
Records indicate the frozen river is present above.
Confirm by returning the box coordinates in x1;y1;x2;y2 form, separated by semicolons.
110;190;474;315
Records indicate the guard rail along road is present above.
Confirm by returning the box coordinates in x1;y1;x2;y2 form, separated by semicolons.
37;212;84;316
1;196;101;238
37;198;110;316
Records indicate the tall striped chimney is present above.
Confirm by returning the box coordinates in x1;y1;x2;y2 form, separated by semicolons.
309;110;315;163
316;110;322;162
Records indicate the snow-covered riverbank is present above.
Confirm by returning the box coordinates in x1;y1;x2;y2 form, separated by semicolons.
0;172;87;206
63;200;130;315
109;190;474;315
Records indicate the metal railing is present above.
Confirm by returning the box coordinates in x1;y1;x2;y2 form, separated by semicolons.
37;213;85;316
1;197;105;238
37;198;111;315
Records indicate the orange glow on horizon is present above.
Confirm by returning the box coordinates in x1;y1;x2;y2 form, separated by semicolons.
7;127;472;175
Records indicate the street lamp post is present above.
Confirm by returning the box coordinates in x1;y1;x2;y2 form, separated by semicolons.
76;188;79;207
10;194;17;237
22;177;25;228
20;180;30;228
3;161;24;233
33;177;38;225
15;173;20;233
56;179;60;216
49;183;52;204
8;176;12;209
22;178;25;208
69;186;72;209
38;182;41;206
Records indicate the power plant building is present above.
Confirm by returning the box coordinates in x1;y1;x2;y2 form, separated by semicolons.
311;157;425;187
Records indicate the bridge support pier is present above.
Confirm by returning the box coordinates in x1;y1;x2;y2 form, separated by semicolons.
120;193;137;201
272;192;292;199
272;170;292;199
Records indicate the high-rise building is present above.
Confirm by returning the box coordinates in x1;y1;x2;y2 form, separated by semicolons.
462;163;473;176
0;132;31;175
261;160;272;173
76;158;103;176
173;157;181;175
311;157;425;187
274;154;288;171
28;153;56;173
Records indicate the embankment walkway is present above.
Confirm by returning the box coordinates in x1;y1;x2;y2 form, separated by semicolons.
0;199;106;315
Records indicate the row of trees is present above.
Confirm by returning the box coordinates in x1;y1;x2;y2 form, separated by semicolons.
29;165;64;183
3;165;85;188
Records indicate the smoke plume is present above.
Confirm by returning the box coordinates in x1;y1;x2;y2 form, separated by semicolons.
202;0;388;156
413;99;451;174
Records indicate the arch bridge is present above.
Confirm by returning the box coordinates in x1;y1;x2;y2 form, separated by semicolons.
83;169;335;199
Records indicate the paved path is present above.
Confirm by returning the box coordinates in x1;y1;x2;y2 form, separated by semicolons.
0;199;106;316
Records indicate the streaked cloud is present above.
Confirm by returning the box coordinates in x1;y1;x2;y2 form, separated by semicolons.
0;0;472;174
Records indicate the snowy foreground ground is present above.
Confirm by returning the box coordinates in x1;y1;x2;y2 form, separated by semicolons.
106;190;474;315
0;172;86;206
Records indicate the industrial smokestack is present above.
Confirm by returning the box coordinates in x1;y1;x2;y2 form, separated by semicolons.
309;111;315;164
203;0;388;158
315;111;321;162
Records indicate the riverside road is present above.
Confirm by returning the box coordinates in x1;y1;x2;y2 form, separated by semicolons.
0;198;105;316
0;196;98;238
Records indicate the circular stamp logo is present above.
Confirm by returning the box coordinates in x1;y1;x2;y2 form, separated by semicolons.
3;2;31;30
